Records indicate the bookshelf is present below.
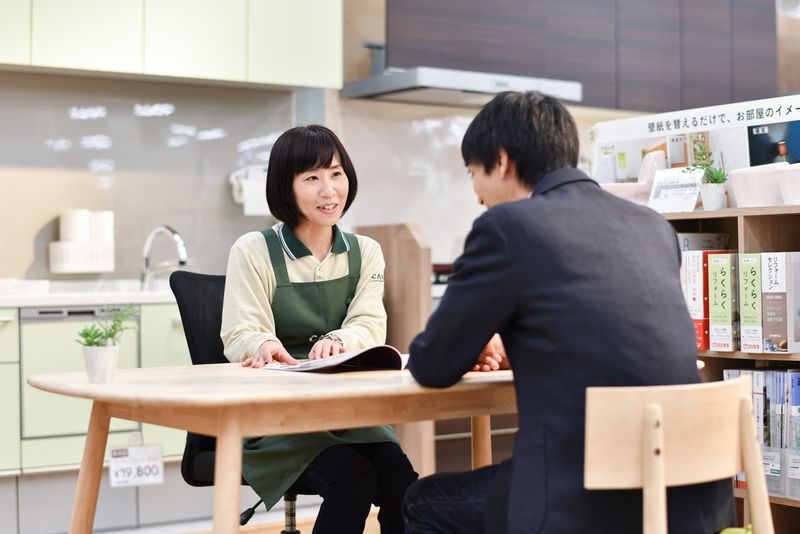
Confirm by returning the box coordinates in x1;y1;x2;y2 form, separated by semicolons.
664;206;800;531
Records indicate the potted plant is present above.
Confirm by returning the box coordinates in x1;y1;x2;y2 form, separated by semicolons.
687;143;728;210
76;305;138;383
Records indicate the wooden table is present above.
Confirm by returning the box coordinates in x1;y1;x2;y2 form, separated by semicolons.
28;364;516;533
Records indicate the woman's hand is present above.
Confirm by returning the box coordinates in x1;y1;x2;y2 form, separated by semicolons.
242;340;298;368
472;333;510;372
309;337;347;359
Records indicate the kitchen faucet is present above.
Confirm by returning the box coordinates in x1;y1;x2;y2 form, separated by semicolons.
141;225;188;289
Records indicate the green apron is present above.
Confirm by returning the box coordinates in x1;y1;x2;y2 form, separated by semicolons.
242;227;398;509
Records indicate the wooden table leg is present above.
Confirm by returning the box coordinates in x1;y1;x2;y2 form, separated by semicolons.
69;401;110;534
471;415;492;469
213;410;243;534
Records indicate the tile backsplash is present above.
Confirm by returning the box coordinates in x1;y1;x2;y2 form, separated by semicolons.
0;71;605;280
0;71;291;279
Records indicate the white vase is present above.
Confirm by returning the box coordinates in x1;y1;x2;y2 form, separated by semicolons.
82;345;119;383
700;183;727;211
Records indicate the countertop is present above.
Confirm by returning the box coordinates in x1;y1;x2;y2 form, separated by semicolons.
1;280;445;308
0;279;176;308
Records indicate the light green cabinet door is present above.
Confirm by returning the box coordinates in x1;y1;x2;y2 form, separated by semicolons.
144;0;246;81
0;0;31;65
0;364;21;472
21;431;141;470
21;318;139;438
31;0;143;73
0;309;19;363
248;0;342;88
140;303;190;457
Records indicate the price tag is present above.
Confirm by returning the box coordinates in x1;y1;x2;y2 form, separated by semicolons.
109;444;164;488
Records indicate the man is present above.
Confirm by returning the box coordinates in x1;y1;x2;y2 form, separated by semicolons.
402;92;735;533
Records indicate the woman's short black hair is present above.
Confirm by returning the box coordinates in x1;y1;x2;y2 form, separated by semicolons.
461;91;579;188
266;125;358;228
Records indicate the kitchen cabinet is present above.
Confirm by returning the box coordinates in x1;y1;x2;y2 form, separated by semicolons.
383;0;777;111
144;0;247;82
732;0;778;103
387;0;546;79
20;314;138;439
0;364;20;472
140;303;190;457
248;0;343;88
21;431;140;471
0;309;19;363
544;0;616;109
616;0;681;111
0;0;31;65
681;0;731;109
31;0;143;74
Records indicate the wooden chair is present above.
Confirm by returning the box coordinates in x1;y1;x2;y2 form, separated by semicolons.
584;375;774;534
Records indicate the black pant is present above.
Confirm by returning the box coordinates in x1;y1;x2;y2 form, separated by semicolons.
294;442;418;534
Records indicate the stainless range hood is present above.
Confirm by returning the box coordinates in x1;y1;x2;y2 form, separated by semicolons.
341;66;583;108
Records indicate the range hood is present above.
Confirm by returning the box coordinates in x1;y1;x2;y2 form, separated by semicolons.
341;66;583;107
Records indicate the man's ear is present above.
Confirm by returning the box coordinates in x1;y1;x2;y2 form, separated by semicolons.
496;148;518;181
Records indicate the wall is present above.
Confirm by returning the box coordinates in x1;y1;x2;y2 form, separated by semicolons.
0;69;623;277
331;97;628;263
0;71;292;280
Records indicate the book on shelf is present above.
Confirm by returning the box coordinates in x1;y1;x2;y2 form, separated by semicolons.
739;254;763;353
762;252;800;354
676;232;729;251
708;253;739;352
788;370;800;451
682;250;729;351
262;345;408;373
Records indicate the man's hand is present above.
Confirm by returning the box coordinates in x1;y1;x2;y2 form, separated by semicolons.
242;340;298;368
472;333;509;372
309;337;347;360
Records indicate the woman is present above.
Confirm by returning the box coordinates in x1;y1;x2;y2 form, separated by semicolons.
221;125;417;534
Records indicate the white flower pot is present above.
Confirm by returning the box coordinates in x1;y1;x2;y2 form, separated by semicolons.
700;183;727;211
82;345;118;383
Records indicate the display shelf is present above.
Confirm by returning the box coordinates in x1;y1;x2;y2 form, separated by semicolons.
733;489;800;509
663;205;800;221
698;351;800;362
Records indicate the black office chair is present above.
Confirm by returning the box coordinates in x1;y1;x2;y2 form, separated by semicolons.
169;270;302;532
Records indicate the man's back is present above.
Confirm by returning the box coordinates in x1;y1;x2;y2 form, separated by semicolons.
409;168;734;533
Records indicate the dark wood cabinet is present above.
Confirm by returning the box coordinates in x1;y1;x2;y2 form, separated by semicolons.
383;0;778;112
731;0;778;102
616;0;681;111
544;0;616;109
681;0;732;109
386;0;546;77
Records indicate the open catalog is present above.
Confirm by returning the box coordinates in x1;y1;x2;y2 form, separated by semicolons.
263;344;409;373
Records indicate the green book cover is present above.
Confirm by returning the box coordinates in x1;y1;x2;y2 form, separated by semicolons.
709;253;738;351
739;254;763;353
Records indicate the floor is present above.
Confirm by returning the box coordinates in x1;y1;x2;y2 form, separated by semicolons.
107;505;381;534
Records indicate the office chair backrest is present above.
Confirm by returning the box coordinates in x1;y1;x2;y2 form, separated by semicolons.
584;376;773;534
169;270;227;486
169;271;227;366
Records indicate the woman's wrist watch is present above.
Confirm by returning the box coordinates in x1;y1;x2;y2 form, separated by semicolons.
320;333;344;346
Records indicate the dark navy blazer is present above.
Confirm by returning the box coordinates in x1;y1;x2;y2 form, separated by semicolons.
409;168;735;534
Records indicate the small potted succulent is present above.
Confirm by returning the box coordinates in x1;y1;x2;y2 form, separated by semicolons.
76;305;138;383
688;143;728;211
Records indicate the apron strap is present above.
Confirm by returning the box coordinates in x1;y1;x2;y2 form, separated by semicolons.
342;232;361;305
261;228;291;287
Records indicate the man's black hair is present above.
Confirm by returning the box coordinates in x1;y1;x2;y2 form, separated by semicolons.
461;91;579;188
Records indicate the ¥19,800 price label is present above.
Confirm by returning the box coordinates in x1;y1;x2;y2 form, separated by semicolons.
109;445;164;488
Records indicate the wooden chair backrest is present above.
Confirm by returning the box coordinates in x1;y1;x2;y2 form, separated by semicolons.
584;376;773;534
